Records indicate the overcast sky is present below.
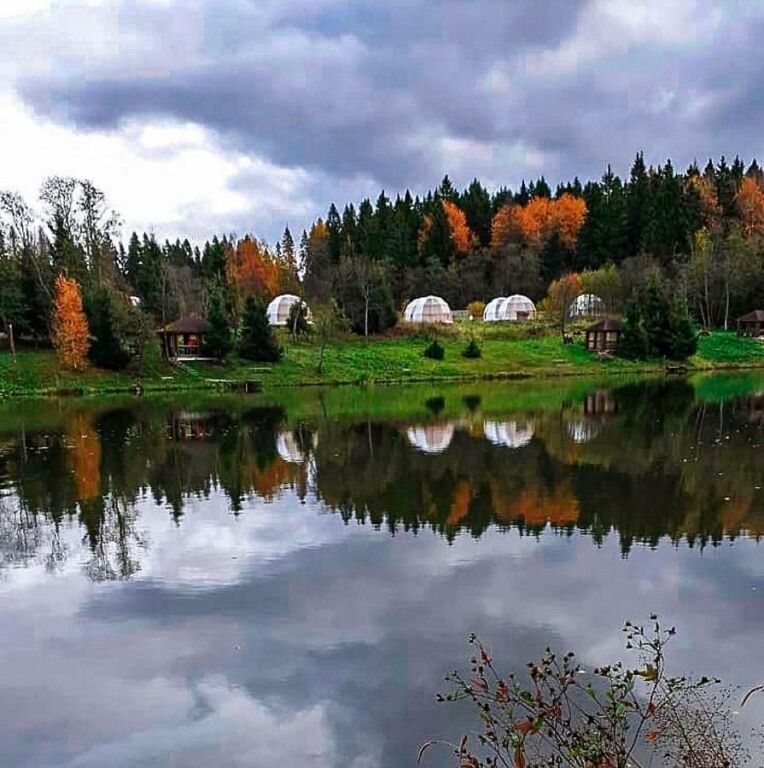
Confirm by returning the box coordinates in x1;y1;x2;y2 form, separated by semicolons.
1;0;763;244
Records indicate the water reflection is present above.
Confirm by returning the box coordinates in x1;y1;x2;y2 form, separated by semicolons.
1;377;764;767
0;379;763;578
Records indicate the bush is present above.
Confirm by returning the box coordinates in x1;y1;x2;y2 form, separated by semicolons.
616;301;649;360
461;338;482;358
428;618;744;768
423;339;445;360
466;300;485;320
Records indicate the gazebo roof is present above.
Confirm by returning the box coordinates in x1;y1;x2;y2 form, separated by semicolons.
737;310;764;323
586;317;624;333
161;315;211;334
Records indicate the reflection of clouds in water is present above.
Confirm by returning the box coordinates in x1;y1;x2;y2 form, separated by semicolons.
2;498;764;767
50;678;337;768
483;420;534;449
406;423;455;454
566;419;600;444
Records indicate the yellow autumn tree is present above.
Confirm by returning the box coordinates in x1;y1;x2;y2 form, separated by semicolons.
51;275;90;371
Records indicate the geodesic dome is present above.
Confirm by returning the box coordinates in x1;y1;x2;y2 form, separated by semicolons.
568;293;604;319
484;420;534;449
406;423;455;454
483;297;506;322
266;294;311;326
403;296;453;324
484;295;537;322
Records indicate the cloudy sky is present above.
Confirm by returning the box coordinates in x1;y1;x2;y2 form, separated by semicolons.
1;0;763;244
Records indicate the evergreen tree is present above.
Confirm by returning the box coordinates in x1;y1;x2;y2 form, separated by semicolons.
87;289;131;370
665;297;698;360
626;152;650;255
239;297;282;362
203;287;232;360
616;301;649;359
460;179;493;246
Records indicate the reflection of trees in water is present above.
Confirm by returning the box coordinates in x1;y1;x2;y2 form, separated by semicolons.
0;379;762;578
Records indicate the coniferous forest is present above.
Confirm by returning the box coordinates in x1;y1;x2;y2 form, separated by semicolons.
1;153;764;369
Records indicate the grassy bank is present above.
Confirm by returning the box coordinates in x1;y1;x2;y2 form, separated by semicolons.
0;327;762;398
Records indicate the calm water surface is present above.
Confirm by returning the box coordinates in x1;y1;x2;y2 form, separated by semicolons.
1;376;764;767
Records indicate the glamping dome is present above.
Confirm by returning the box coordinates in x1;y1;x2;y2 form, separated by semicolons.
484;295;537;322
483;297;506;322
568;293;604;319
484;420;534;449
403;296;453;324
406;423;455;454
266;294;311;326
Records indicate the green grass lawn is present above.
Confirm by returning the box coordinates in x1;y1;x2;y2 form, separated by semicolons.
0;329;761;398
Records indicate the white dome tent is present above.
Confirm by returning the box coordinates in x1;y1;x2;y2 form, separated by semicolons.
266;294;311;326
482;297;506;322
483;295;537;322
484;420;534;449
568;293;604;319
403;296;453;324
406;423;455;454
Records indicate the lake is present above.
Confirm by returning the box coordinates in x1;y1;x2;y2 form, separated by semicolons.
1;375;763;767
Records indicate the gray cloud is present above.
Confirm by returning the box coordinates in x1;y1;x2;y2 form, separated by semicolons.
9;0;764;238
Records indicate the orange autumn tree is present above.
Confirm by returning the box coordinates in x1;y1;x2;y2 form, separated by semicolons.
226;236;281;311
554;193;588;249
442;200;475;253
51;275;90;371
736;176;764;237
491;194;587;251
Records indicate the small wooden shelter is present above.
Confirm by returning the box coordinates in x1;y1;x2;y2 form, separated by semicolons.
158;315;212;360
736;310;764;338
585;317;624;352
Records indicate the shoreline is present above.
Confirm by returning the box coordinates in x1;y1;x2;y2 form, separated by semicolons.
1;358;763;400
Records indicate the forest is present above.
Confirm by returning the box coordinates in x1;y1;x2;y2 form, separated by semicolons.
1;152;763;370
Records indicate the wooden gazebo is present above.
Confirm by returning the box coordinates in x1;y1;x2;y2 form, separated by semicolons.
585;317;624;352
736;310;764;338
158;315;212;360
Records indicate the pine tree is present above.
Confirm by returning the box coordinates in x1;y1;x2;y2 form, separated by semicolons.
203;287;232;360
665;297;698;360
460;179;493;246
239;297;282;362
616;301;649;359
88;289;130;370
626;152;650;255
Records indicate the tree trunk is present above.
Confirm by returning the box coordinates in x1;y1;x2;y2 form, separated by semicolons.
8;322;15;362
364;290;369;341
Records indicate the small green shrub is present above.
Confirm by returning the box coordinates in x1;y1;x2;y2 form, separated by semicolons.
423;339;445;360
461;338;482;359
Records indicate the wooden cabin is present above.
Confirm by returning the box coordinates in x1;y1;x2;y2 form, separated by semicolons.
158;315;212;360
585;317;624;352
736;310;764;338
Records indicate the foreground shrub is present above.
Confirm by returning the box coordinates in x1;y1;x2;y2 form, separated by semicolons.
423;339;445;360
423;617;746;768
461;338;481;358
467;300;486;320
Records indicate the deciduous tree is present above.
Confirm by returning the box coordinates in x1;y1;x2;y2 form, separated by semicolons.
51;275;90;370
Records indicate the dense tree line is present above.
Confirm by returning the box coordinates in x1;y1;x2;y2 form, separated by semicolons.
1;154;763;369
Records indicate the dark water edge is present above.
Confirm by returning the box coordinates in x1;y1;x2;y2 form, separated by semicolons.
0;373;763;767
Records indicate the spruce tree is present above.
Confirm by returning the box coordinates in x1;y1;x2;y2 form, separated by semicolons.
665;297;698;360
616;302;649;360
239;297;282;362
88;290;131;370
203;288;232;360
